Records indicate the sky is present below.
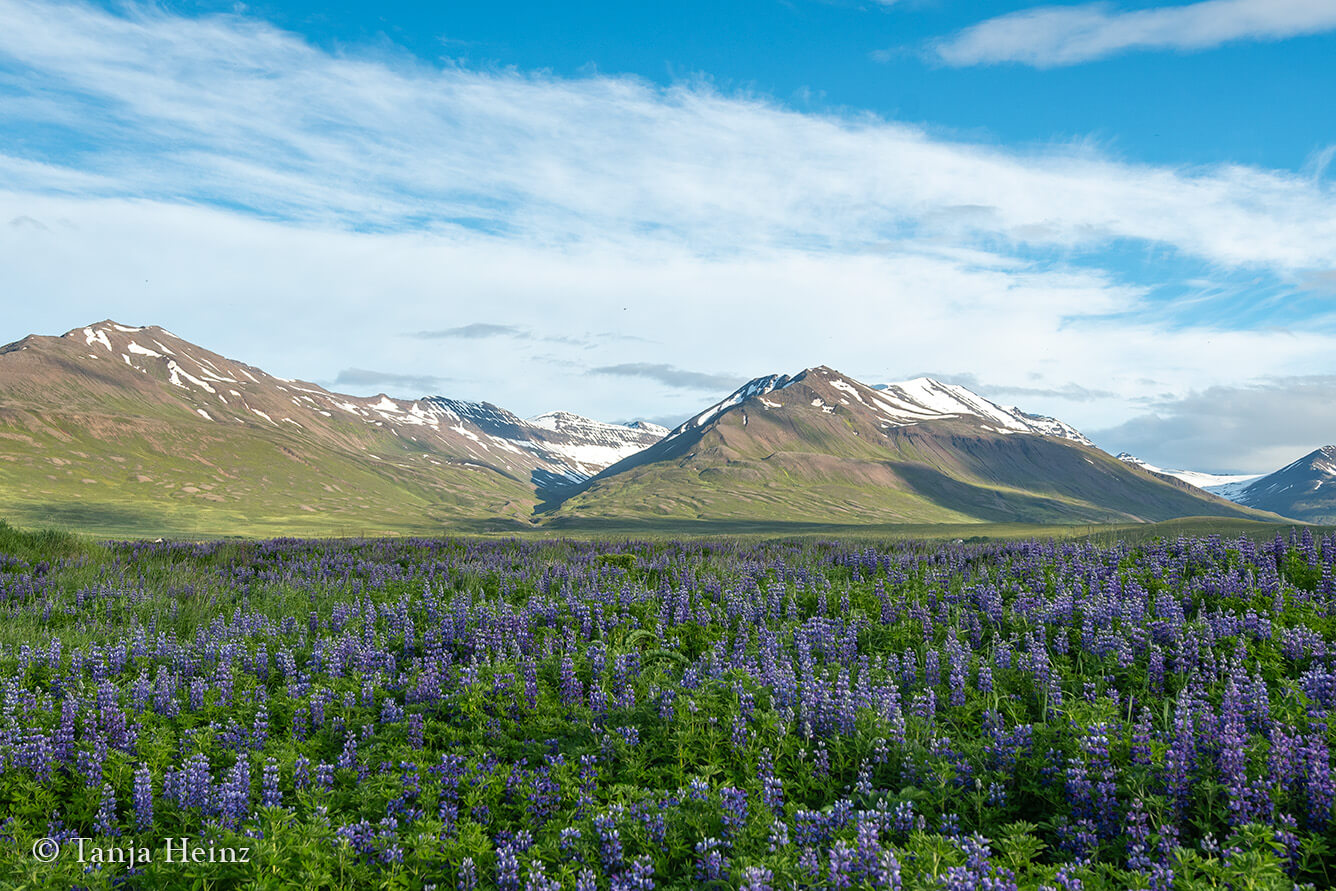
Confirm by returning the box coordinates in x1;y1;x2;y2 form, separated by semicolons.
1;0;1335;473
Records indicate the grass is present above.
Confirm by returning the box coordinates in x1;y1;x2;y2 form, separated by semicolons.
0;518;92;561
0;514;1312;552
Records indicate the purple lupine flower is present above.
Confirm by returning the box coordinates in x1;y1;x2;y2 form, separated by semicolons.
594;813;623;869
1301;726;1334;828
94;782;117;836
261;757;282;808
610;855;654;891
1125;797;1152;872
695;837;728;883
767;818;790;852
757;748;784;813
456;856;477;891
1130;707;1153;768
132;763;153;831
892;800;921;835
797;845;821;881
874;848;903;889
496;842;521;891
559;654;584;707
220;756;251;826
940;835;1018;891
739;865;773;891
719;787;749;840
827;839;856;889
524;858;559;891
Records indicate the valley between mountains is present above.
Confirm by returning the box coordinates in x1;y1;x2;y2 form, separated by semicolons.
0;321;1324;537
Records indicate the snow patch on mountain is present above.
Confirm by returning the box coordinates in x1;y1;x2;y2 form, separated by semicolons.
1116;453;1261;498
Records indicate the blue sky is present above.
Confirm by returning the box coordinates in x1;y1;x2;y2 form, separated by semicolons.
2;0;1336;472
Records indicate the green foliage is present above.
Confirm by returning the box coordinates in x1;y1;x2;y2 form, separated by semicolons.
0;518;90;562
0;534;1331;889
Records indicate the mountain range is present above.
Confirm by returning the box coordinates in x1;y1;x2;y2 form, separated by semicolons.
0;322;659;535
0;321;1319;536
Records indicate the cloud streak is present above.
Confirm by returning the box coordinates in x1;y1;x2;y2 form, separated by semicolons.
933;0;1336;68
334;367;453;395
413;323;528;340
589;363;743;391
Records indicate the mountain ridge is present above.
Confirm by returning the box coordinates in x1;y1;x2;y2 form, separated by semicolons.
551;365;1276;525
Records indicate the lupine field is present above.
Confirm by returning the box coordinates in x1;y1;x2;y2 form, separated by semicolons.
2;521;1336;889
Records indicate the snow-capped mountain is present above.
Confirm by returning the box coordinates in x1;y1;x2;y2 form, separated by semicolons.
417;398;666;483
554;366;1268;525
870;378;1094;446
0;322;1294;534
653;373;1094;449
1115;453;1262;497
1222;447;1336;522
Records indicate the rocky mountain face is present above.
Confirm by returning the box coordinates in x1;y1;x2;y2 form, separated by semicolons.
550;366;1277;525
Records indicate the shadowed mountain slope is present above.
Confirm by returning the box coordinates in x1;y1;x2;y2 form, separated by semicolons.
1225;447;1336;523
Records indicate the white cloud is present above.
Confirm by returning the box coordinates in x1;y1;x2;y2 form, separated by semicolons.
1091;376;1336;472
932;0;1336;68
4;191;1334;439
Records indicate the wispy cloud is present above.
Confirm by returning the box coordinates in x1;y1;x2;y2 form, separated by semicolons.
1090;375;1336;472
413;323;528;340
334;367;451;395
1;0;1335;273
589;363;742;391
8;214;47;230
932;0;1336;68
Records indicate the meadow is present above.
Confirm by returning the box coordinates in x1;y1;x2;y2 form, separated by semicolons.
0;519;1333;889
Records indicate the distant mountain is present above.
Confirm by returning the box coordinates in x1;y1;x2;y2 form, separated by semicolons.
0;321;661;535
550;366;1274;525
1115;453;1262;498
1221;447;1336;523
